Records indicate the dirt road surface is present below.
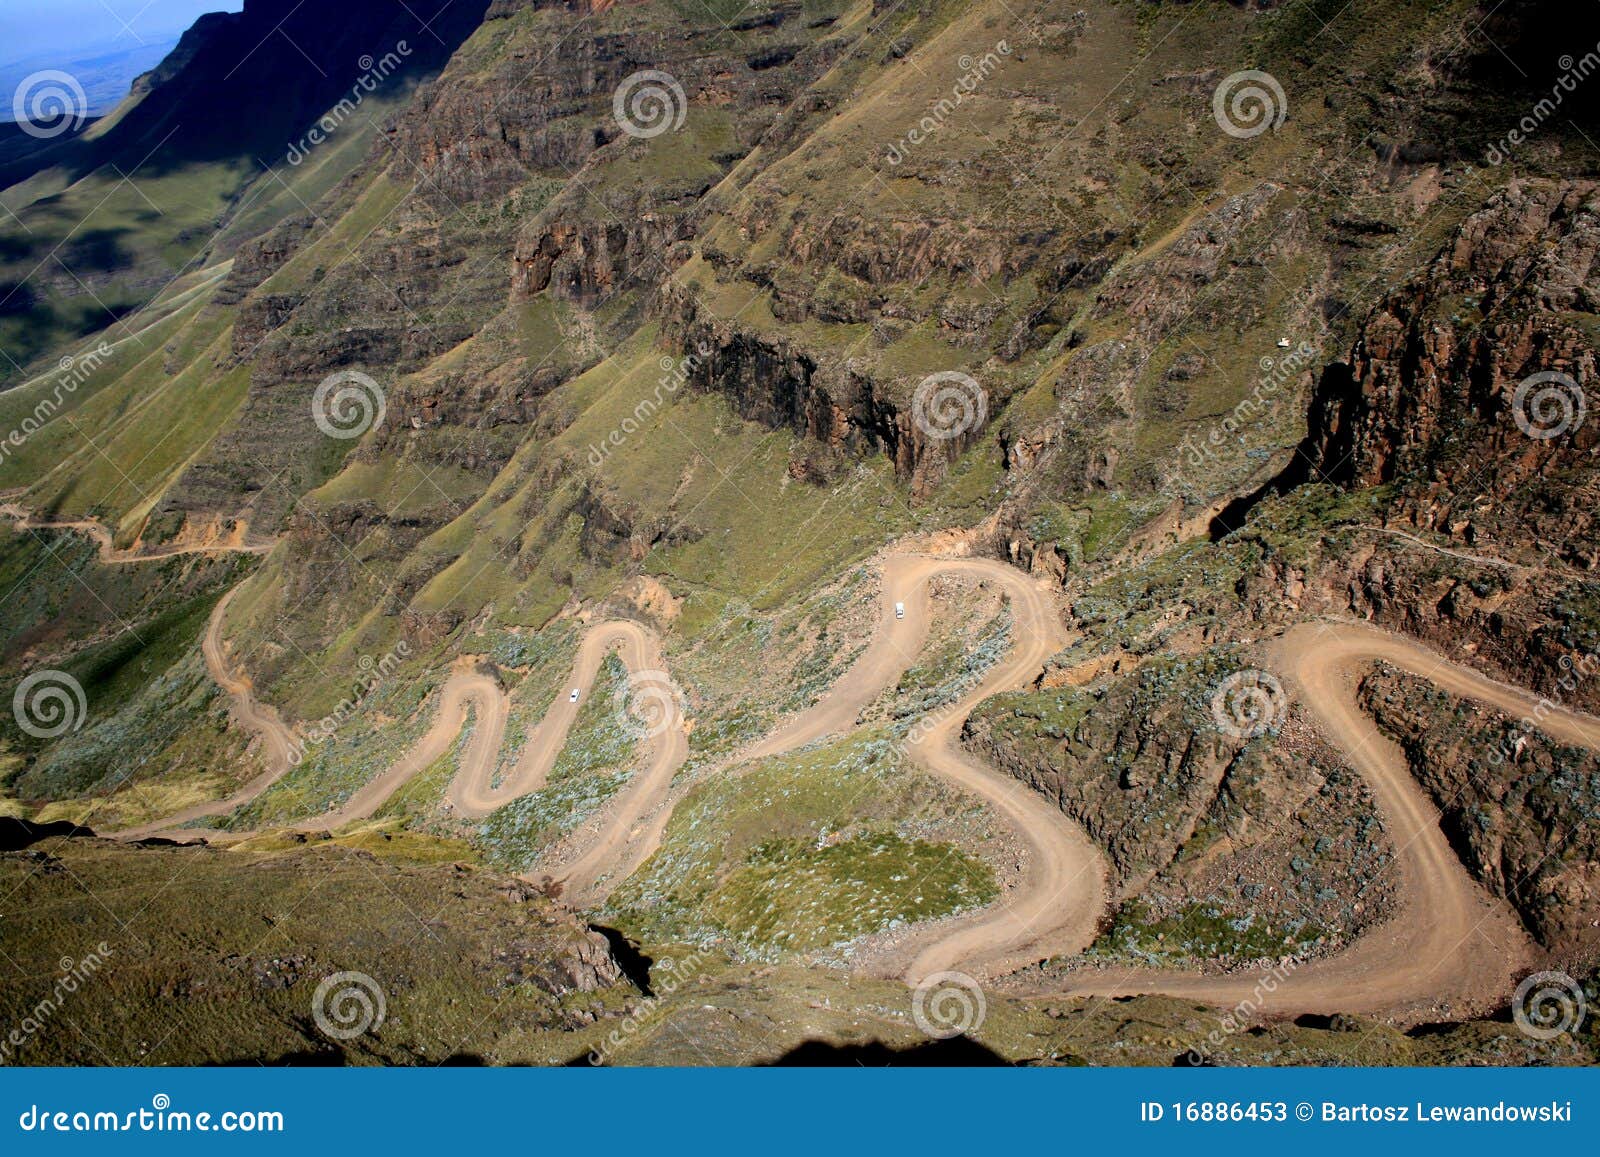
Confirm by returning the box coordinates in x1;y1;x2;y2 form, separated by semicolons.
112;556;1600;1020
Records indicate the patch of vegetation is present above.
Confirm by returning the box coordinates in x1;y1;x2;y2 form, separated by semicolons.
1091;897;1323;967
607;730;998;957
0;837;624;1065
889;608;1010;729
705;832;996;954
474;655;640;871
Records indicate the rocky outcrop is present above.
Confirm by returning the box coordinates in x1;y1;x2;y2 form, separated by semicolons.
1360;666;1600;962
212;216;316;308
964;658;1396;961
1296;180;1600;564
513;212;698;309
658;280;986;496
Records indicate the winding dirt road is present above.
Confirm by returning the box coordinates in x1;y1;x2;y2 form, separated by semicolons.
115;588;300;840
1046;622;1600;1017
0;504;273;564
117;607;689;842
109;545;1600;1020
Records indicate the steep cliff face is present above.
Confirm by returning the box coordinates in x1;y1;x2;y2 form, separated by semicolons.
141;0;857;546
1298;180;1600;565
657;279;978;498
0;0;494;384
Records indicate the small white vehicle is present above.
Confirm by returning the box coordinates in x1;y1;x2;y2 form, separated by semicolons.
569;688;580;703
894;601;905;620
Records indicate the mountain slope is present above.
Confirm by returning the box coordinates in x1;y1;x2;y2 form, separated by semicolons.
1;0;1597;1064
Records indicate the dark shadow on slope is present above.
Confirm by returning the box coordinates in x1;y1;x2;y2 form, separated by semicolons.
0;816;96;851
588;924;654;997
206;1048;347;1067
1207;361;1358;541
767;1037;1012;1066
0;0;493;190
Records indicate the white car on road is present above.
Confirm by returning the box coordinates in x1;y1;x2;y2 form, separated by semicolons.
894;601;905;620
569;688;580;703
